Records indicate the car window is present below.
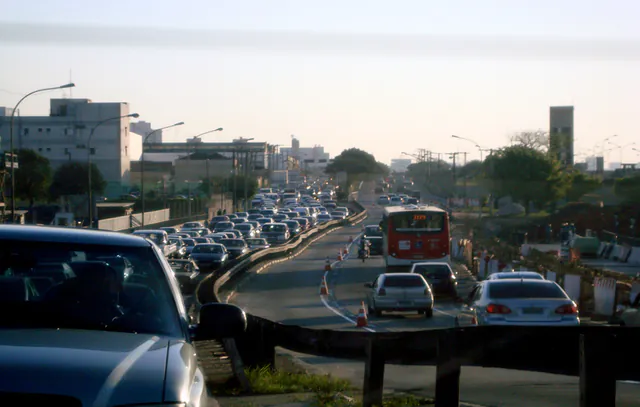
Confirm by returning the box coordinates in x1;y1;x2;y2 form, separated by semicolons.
488;282;567;299
0;240;182;336
192;245;223;254
414;265;451;278
383;275;426;287
182;239;195;246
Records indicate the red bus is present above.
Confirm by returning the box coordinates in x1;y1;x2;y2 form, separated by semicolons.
381;205;451;269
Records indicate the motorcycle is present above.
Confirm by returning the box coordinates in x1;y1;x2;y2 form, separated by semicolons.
358;246;370;262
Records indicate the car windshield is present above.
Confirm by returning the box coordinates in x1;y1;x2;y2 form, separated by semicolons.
365;226;383;236
488;282;567;299
221;239;245;247
216;222;233;229
413;265;451;278
183;239;196;246
235;224;251;231
191;245;224;254
193;238;209;244
0;239;181;336
246;239;267;245
263;224;287;233
496;273;544;280
383;275;426;287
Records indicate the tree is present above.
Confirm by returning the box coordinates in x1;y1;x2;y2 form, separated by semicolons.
614;175;640;204
377;162;390;176
482;146;569;214
565;172;601;202
224;175;258;199
198;176;225;196
13;149;52;206
325;148;383;176
49;162;107;200
509;130;549;152
458;160;483;179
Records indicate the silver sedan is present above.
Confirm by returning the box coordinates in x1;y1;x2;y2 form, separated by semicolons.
364;273;434;318
458;279;580;326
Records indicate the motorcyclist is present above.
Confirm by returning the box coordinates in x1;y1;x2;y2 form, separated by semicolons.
359;239;371;258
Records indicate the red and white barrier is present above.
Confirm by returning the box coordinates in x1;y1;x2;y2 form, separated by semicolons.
593;277;617;317
563;274;581;303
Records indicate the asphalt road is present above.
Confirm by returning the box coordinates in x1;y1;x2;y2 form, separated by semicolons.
230;190;640;407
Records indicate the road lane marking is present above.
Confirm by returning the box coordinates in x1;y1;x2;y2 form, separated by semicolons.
319;294;376;333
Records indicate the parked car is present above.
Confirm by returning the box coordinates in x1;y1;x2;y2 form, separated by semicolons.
189;243;229;271
366;236;384;255
219;238;250;258
364;273;434;318
363;224;383;239
168;258;201;293
260;223;290;244
182;221;205;230
234;223;258;239
283;220;302;236
208;215;229;229
245;238;271;250
0;224;245;407
409;262;458;298
458;280;580;326
317;213;333;223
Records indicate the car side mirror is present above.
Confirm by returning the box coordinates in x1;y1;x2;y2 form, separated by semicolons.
364;282;373;288
195;303;247;340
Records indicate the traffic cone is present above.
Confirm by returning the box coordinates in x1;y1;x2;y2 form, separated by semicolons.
356;301;368;327
349;236;353;243
343;246;348;255
338;251;343;261
320;276;329;295
325;257;332;271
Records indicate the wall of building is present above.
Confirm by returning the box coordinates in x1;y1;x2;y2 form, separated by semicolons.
0;98;133;198
549;106;575;167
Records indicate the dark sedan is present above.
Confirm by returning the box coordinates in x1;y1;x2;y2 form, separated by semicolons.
366;236;384;255
409;262;458;298
283;220;302;237
189;243;229;271
0;224;245;407
219;238;250;259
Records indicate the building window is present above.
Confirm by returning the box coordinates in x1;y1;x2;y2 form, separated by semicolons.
90;148;96;155
46;148;51;152
38;148;42;152
23;128;29;135
64;148;69;154
46;128;51;133
38;128;43;132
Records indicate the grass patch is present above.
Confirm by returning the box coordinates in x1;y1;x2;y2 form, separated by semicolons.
211;366;352;397
314;393;435;407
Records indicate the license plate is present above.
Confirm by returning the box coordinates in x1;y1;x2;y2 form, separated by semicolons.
397;301;412;306
522;307;543;314
413;254;424;259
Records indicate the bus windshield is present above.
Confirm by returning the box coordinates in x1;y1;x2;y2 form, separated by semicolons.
391;212;444;232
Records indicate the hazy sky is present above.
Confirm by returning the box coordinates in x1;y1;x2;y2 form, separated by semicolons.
2;0;640;164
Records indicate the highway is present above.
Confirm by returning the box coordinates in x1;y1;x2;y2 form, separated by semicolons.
229;189;640;407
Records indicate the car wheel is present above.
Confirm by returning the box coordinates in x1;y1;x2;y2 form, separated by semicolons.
425;308;433;318
418;310;425;315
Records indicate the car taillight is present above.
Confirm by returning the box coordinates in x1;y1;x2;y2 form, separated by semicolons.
486;304;511;314
378;288;386;296
555;304;578;315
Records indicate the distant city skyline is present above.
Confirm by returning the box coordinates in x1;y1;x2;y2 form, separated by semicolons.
2;0;640;164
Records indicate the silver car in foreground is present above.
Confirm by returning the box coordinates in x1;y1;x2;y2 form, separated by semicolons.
364;273;434;318
459;279;580;326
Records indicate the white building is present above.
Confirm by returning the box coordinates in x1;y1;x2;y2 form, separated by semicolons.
279;144;330;172
0;98;134;197
131;120;162;143
390;158;412;173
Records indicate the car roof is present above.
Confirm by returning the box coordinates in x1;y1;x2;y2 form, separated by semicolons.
483;279;554;286
195;243;224;247
0;225;151;248
381;272;422;278
412;262;451;267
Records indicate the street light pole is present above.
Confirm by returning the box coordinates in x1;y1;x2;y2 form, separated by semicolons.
87;113;139;228
8;82;75;223
186;127;223;199
141;121;184;227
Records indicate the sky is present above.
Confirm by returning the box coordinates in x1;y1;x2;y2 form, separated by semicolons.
2;0;640;165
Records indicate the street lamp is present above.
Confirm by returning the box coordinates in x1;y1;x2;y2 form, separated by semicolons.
141;121;184;227
86;113;139;227
186;127;223;195
452;135;485;161
8;82;75;223
608;141;636;164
